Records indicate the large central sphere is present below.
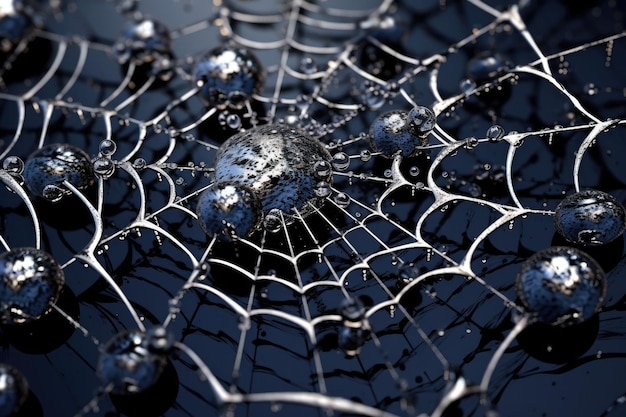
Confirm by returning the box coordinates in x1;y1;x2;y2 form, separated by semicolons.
213;124;332;220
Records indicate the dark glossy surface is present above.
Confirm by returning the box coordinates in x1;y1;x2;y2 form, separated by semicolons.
0;1;625;417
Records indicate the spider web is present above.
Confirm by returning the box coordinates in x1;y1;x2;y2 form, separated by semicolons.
1;0;626;416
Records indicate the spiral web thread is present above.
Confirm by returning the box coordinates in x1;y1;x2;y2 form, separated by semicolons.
0;0;625;416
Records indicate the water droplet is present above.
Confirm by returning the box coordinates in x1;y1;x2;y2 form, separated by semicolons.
397;263;416;284
133;157;147;170
554;189;626;246
331;152;350;171
213;125;332;221
468;183;482;197
299;56;317;74
314;181;331;198
464;136;479;149
23;143;94;201
114;17;173;80
0;363;29;416
459;78;476;94
263;208;283;233
0;247;65;325
486;125;505;142
369;109;425;158
116;0;137;14
339;298;365;322
359;149;372;162
146;326;174;354
407;105;436;137
516;246;606;326
467;52;510;84
226;113;242;130
357;18;405;81
313;160;332;179
584;83;598;96
97;329;168;394
194;46;264;109
41;184;65;202
93;157;116;179
363;87;386;110
2;156;24;174
196;183;262;241
409;166;420;177
99;139;117;156
338;325;368;356
333;192;350;208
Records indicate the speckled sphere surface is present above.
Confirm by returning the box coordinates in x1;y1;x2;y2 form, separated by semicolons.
516;246;606;326
213;124;332;219
196;182;261;240
554;189;626;246
23;143;94;201
193;45;264;108
97;329;168;395
0;363;28;417
0;247;65;325
369;109;425;158
114;17;172;67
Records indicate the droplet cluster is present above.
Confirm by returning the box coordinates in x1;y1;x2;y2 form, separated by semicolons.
337;298;369;356
197;124;332;238
369;106;435;158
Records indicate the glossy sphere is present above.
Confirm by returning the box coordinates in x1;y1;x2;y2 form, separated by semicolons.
339;297;366;322
0;247;65;325
114;17;172;79
213;124;332;219
23;143;94;202
338;325;368;356
369;109;425;157
516;246;606;326
196;182;261;240
0;364;28;417
0;0;31;53
357;16;404;81
97;329;168;394
194;45;264;108
467;52;510;83
407;105;436;137
554;189;626;246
